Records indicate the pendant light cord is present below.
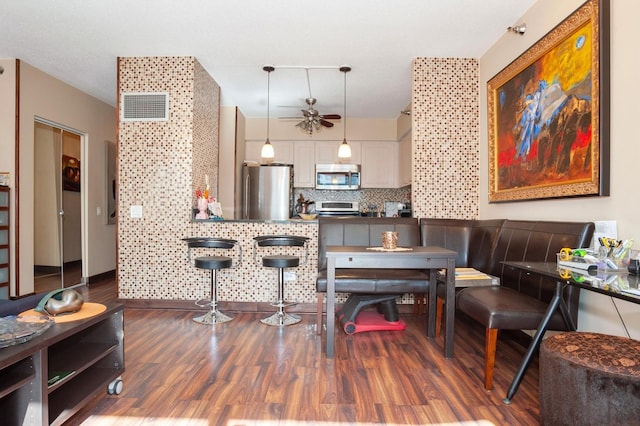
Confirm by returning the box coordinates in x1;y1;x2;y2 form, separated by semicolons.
340;65;351;142
263;65;275;141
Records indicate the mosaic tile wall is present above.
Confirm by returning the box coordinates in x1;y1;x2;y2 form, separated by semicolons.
192;60;220;202
118;57;221;300
186;221;320;303
296;187;412;215
117;56;480;304
411;58;479;219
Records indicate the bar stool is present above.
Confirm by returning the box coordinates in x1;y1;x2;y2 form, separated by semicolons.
183;237;242;324
253;235;309;326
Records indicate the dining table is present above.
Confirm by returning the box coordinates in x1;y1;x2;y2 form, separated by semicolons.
324;245;457;358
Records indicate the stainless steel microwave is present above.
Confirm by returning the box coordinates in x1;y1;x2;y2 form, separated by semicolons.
315;164;360;190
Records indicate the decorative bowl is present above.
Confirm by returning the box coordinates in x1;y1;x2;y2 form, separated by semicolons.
299;213;317;220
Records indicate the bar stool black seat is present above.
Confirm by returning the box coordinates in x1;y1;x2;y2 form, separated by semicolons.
183;237;241;324
253;235;309;326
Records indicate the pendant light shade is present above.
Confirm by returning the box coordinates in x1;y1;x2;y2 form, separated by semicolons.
261;65;275;160
338;65;352;159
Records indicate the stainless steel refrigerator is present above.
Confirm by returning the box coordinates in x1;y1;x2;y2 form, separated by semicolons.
242;163;294;220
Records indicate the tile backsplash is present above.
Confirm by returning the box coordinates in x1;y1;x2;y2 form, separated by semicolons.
295;186;412;215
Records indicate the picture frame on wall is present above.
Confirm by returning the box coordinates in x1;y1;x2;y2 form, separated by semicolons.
487;0;609;202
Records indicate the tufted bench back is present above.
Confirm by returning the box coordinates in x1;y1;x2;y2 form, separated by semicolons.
317;217;421;272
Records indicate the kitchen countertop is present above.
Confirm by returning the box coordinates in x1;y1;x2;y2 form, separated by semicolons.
191;217;318;223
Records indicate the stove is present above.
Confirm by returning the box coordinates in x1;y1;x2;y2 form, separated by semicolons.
315;200;360;217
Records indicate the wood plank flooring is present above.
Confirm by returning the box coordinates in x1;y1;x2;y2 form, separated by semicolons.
66;280;541;425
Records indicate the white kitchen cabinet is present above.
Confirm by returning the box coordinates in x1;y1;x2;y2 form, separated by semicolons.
245;140;294;164
293;141;315;187
314;140;361;165
398;129;412;187
360;141;399;188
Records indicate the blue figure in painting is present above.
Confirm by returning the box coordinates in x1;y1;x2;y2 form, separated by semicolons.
515;80;546;160
515;80;568;162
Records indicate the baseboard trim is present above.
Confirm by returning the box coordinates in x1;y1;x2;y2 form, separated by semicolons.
119;299;418;314
86;270;116;285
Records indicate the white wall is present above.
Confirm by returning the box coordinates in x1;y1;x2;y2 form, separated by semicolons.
244;116;398;142
2;60;117;295
479;0;640;339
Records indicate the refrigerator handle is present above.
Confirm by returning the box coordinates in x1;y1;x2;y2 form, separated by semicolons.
243;173;250;219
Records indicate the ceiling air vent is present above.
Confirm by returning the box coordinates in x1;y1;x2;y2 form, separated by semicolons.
121;92;169;121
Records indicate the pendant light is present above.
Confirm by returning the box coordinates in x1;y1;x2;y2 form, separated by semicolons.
261;65;275;159
338;65;352;159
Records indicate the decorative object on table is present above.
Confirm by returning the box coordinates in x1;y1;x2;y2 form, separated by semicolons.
0;314;53;348
34;288;84;316
299;213;317;220
488;0;609;202
194;181;210;219
22;302;107;323
366;246;413;252
381;231;399;250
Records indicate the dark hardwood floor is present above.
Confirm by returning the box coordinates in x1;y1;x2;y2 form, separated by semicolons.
67;279;541;425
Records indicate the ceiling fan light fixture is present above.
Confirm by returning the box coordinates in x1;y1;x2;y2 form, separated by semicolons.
338;65;352;159
261;65;275;160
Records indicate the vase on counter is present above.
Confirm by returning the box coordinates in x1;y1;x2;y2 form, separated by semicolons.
195;198;208;219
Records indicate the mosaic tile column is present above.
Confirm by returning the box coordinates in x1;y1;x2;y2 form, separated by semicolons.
117;57;220;300
411;58;479;219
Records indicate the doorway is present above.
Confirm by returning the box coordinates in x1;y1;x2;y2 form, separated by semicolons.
34;121;83;292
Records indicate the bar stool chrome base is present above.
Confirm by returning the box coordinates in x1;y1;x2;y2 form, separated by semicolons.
193;309;233;325
260;311;300;326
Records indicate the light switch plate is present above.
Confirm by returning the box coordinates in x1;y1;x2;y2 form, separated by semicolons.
130;205;143;218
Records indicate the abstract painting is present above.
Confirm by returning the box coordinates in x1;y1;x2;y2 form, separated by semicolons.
488;0;609;202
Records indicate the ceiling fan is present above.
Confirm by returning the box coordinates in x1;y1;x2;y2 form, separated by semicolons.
280;69;341;135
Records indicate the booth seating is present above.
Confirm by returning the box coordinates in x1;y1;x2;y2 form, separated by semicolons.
254;235;309;326
421;219;594;390
315;217;595;392
184;237;241;324
539;332;640;425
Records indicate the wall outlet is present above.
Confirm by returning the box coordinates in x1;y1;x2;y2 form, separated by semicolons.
284;271;296;281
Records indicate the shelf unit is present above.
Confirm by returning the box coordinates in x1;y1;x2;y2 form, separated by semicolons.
0;303;124;425
0;186;9;299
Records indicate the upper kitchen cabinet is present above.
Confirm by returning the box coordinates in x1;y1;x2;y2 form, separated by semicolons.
245;140;294;164
314;140;361;165
360;141;399;188
293;141;315;187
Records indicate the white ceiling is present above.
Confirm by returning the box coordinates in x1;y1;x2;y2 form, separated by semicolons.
0;0;535;119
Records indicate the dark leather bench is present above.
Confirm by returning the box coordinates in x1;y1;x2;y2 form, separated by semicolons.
315;217;430;333
315;216;594;391
420;218;595;390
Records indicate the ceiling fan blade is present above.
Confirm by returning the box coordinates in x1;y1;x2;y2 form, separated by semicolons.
320;119;334;128
320;114;341;120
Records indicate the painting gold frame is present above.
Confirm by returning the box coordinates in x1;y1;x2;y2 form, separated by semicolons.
488;0;609;202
